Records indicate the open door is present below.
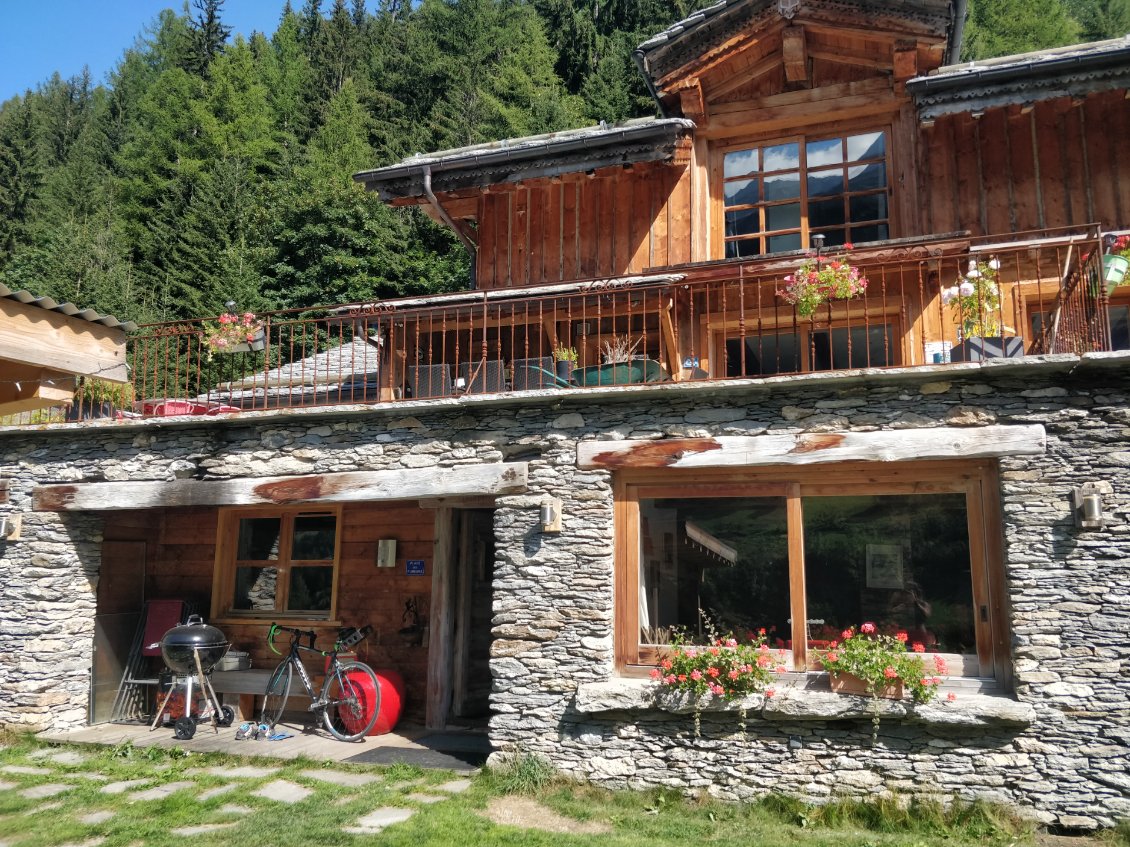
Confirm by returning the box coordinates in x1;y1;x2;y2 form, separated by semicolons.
90;541;146;723
426;508;494;729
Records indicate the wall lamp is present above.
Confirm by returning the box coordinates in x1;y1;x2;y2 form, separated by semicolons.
0;514;22;541
1073;483;1106;529
539;498;563;534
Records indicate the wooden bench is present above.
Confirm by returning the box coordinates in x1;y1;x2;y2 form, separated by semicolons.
209;669;313;721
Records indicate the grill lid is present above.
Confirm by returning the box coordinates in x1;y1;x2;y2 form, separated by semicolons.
160;615;229;674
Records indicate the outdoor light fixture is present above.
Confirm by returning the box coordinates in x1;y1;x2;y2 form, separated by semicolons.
810;233;825;253
0;514;22;541
539;498;562;534
1073;483;1105;529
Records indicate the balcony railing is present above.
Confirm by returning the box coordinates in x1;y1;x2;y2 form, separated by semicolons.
9;229;1121;425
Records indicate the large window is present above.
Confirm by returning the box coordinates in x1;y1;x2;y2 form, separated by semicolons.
212;507;342;621
722;130;890;258
723;323;897;376
617;462;1006;682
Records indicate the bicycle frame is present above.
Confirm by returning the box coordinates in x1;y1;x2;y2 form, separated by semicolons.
263;623;379;741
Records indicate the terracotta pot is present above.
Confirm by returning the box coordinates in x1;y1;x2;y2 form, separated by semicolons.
829;670;904;700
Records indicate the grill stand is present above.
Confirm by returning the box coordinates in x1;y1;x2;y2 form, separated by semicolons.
150;648;232;739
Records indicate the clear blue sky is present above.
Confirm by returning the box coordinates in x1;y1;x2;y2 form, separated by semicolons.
0;1;288;102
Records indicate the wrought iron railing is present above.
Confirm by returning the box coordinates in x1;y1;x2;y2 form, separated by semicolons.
9;229;1119;425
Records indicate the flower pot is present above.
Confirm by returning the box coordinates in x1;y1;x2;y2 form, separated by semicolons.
951;336;1024;362
1103;255;1129;294
829;670;904;700
217;330;266;354
555;360;575;382
573;359;667;386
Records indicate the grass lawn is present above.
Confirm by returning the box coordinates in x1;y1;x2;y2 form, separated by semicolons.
0;731;1119;847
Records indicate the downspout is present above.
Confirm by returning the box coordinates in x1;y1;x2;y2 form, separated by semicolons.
946;0;968;65
632;49;669;118
423;165;477;257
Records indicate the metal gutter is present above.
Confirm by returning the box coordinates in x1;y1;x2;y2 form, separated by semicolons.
945;0;967;65
632;49;669;118
909;39;1130;95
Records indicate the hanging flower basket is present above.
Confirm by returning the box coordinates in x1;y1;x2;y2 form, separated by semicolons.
204;313;266;354
778;245;869;317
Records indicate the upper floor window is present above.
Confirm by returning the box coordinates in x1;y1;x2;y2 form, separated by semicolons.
723;130;890;258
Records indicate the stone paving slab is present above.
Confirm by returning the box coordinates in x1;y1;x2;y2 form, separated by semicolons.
24;800;64;816
0;780;16;791
343;807;415;834
198;783;240;801
129;781;196;802
218;804;254;815
170;823;238;836
56;839;105;847
201;765;280;779
434;778;473;794
252;779;313;804
100;779;150;795
2;765;53;776
28;750;87;766
408;793;448;804
75;772;109;781
19;783;72;800
299;769;381;787
78;811;115;825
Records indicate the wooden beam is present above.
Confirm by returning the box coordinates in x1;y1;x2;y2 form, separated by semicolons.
33;463;529;512
0;299;128;382
576;425;1046;469
706;52;780;100
807;47;892;72
782;26;808;83
893;41;918;82
678;82;706;122
0;364;75;415
426;506;456;729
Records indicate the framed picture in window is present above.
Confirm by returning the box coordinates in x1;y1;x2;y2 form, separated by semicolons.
865;543;905;590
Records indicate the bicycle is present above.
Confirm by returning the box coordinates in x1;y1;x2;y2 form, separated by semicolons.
261;623;381;742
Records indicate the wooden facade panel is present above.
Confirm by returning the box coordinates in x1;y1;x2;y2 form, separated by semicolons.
528;184;546;284
1083;97;1118;228
478;193;498;288
979;109;1013;235
613;173;634;272
1061;102;1092;226
578;178;598;279
631;169;654;272
1006;107;1040;231
544;182;563;283
1032;101;1066;228
513;188;529;286
562;182;579;280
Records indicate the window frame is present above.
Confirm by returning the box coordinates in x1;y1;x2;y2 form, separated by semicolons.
714;125;893;259
709;315;904;377
210;504;344;624
614;461;1009;685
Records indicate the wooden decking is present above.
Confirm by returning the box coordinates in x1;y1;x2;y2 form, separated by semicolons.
39;720;460;764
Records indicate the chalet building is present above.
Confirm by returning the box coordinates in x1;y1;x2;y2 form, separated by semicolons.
3;0;1130;830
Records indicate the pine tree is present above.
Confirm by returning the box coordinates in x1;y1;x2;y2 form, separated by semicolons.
185;0;233;77
0;97;44;263
962;0;1080;59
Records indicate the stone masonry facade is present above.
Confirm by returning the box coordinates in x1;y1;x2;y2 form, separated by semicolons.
1;353;1128;828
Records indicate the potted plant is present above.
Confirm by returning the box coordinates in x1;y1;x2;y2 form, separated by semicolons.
203;310;265;354
552;344;579;382
651;627;785;736
819;623;944;703
943;258;1023;361
573;336;666;386
778;244;869;317
1103;235;1130;294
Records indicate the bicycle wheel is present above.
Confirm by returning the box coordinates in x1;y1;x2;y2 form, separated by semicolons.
261;661;292;729
322;661;380;741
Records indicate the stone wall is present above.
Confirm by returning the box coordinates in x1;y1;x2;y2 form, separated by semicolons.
1;354;1128;827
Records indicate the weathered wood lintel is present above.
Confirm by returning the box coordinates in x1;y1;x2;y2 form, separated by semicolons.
33;463;529;512
576;425;1046;469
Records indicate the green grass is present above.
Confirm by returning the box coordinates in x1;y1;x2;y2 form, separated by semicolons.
0;730;1058;847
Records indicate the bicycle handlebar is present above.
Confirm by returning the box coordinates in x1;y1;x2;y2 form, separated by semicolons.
267;623;372;656
266;622;318;655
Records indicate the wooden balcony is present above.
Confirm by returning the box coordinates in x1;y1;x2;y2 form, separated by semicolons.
8;228;1123;426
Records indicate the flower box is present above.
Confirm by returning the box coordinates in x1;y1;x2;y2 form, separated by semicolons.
829;670;904;700
951;335;1024;362
221;331;266;353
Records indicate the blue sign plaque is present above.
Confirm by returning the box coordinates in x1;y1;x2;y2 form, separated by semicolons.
406;559;426;576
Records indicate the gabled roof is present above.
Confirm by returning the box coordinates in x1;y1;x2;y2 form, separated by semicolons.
354;118;695;203
634;0;953;97
909;36;1130;120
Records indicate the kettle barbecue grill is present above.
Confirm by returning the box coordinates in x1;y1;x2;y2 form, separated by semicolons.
151;615;235;739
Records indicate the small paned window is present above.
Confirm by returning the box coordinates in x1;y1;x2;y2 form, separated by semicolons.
723;130;890;258
215;507;341;620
